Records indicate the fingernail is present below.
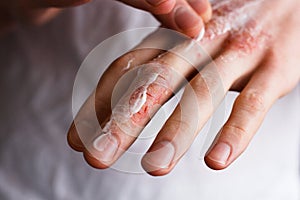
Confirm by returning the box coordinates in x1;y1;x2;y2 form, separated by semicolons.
207;142;231;165
195;26;205;42
93;133;118;162
143;141;175;169
174;6;200;30
146;0;168;6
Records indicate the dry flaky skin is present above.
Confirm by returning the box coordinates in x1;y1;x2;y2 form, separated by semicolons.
69;0;300;175
205;0;270;53
93;0;272;154
206;0;262;39
96;63;173;142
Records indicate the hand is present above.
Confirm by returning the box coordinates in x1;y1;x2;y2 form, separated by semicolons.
67;0;300;175
0;0;211;38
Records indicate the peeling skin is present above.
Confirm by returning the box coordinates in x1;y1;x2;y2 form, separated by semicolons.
204;0;271;58
98;63;173;139
205;0;263;40
94;0;272;147
130;81;172;125
180;0;270;67
129;85;148;115
228;20;270;53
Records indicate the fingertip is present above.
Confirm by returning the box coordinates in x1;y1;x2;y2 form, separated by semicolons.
201;3;212;23
141;140;176;175
67;123;85;152
143;167;172;176
141;156;174;176
83;150;110;169
204;155;228;170
204;142;232;170
187;0;212;22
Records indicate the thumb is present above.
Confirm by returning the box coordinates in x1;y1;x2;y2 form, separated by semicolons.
117;0;176;15
38;0;91;7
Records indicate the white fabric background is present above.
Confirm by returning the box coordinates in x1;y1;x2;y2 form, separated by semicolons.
0;0;299;199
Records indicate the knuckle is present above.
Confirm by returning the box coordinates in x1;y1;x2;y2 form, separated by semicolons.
238;90;266;114
265;53;299;96
167;117;191;135
191;76;210;97
225;21;269;55
222;123;248;144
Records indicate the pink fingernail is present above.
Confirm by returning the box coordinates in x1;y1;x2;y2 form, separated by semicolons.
143;141;175;170
93;134;118;162
207;142;231;165
146;0;168;6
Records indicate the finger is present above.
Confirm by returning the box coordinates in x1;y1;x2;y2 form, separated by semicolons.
187;0;212;23
141;27;269;175
67;29;175;153
155;0;207;38
204;62;291;170
69;50;165;152
85;32;229;168
205;18;300;170
117;0;176;15
68;49;164;152
38;0;91;7
68;92;99;152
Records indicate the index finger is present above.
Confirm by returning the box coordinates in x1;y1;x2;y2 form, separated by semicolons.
67;29;177;153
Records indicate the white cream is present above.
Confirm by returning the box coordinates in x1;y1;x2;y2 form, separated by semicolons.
123;58;134;71
196;27;206;42
206;0;263;40
129;72;159;115
106;63;171;137
129;87;147;115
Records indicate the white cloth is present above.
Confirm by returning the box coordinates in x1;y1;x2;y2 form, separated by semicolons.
0;1;299;199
